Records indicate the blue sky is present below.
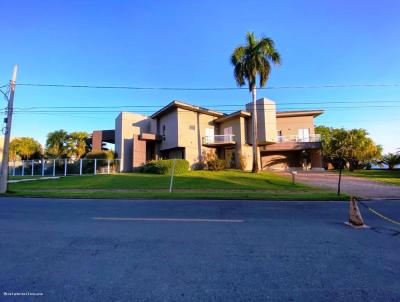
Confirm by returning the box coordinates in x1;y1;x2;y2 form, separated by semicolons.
1;0;399;152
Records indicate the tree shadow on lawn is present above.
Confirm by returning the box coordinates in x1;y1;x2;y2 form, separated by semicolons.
173;173;308;190
10;171;312;191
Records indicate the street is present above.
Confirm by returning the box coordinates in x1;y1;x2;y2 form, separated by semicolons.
0;198;399;301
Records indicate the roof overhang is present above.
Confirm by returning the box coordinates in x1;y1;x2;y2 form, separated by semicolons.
139;133;162;141
276;110;324;118
151;100;224;119
213;110;251;123
261;142;322;151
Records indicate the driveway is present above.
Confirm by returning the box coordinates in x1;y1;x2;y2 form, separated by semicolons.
279;171;400;199
1;197;399;301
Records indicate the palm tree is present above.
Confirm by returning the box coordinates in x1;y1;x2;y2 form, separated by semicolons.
380;153;400;170
68;131;89;159
46;129;68;158
231;32;281;172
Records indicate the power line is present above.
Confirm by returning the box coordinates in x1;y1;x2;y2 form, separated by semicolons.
10;99;400;111
15;82;400;90
10;112;400;126
9;105;400;115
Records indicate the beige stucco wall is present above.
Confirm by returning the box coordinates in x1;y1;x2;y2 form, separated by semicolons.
218;116;254;169
261;149;323;170
276;116;315;136
158;110;179;151
176;108;216;167
246;98;277;144
239;144;253;170
115;112;149;172
219;118;242;142
261;151;302;170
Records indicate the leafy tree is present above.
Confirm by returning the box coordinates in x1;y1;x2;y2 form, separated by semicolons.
46;130;68;158
380;153;400;170
231;32;281;172
316;126;382;194
68;131;89;159
315;126;381;170
9;137;42;161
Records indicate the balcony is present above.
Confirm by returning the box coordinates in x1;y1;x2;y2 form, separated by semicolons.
262;134;322;152
276;134;321;143
202;134;236;147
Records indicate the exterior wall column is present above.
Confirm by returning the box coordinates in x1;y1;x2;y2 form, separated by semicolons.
310;149;324;171
132;135;147;170
92;131;103;151
235;117;244;169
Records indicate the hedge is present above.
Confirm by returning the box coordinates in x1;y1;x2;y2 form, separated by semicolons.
140;159;189;175
85;150;115;160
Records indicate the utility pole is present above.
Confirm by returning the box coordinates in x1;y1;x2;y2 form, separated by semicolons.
0;65;18;193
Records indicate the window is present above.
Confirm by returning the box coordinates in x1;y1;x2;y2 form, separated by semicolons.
205;128;214;144
277;130;283;142
223;127;233;135
298;128;310;142
205;128;214;137
223;127;233;142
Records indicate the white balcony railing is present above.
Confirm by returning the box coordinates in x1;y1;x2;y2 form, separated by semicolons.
276;134;321;143
202;134;236;145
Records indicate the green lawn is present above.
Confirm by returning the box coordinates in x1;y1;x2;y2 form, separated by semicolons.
6;170;348;200
342;169;400;186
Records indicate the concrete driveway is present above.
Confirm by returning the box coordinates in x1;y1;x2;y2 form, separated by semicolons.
279;171;400;199
0;197;399;301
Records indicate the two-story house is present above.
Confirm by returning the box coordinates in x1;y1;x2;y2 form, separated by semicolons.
91;98;324;171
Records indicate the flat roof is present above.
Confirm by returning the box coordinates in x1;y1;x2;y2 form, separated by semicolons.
214;109;324;123
276;110;324;118
150;100;224;119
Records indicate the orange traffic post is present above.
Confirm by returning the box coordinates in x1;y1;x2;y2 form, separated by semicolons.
346;196;367;228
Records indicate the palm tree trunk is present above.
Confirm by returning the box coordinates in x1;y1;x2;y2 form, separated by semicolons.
251;84;259;173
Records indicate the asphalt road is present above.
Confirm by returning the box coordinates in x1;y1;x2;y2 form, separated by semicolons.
0;198;399;302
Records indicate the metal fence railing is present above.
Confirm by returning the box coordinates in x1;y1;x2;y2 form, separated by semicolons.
276;134;321;143
8;159;121;176
202;134;236;145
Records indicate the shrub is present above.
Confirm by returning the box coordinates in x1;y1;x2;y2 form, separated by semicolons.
140;159;189;175
207;159;226;171
85;150;115;160
84;150;117;172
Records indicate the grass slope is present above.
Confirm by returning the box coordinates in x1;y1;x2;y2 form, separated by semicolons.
7;170;347;200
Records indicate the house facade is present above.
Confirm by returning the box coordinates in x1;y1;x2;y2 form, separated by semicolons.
92;98;324;172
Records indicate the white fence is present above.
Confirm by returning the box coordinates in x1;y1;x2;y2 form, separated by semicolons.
9;159;121;176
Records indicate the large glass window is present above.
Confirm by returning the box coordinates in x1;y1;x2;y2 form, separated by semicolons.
223;127;233;135
298;128;310;142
